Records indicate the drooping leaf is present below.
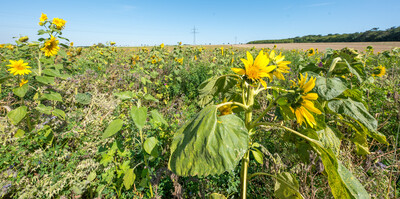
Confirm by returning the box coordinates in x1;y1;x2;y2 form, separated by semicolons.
42;69;61;77
123;168;135;190
328;98;387;144
340;89;363;102
198;75;239;107
144;137;158;155
274;172;304;199
13;84;29;98
103;119;124;139
7;106;27;125
52;108;66;120
169;105;248;177
315;77;347;101
130;106;148;131
36;76;55;85
316;126;341;156
150;109;168;126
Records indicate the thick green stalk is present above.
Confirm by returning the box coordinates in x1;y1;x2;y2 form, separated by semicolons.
240;85;255;199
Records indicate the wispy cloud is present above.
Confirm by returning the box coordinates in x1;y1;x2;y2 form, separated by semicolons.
303;2;335;8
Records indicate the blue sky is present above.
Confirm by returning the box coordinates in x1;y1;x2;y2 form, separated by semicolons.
1;0;399;46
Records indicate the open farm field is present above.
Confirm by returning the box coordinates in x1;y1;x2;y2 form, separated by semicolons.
1;14;400;199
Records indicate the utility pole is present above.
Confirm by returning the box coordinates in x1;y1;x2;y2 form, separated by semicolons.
191;26;199;45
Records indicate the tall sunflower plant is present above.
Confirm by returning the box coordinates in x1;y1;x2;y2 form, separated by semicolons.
5;14;72;138
168;49;386;199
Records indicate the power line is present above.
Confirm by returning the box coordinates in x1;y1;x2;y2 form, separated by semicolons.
191;26;199;45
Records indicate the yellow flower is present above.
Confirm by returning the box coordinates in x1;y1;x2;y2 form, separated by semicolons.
307;48;315;56
220;47;224;56
20;79;28;87
177;58;183;64
160;43;164;48
194;55;197;60
178;41;182;45
19;36;29;43
0;44;5;48
110;42;116;46
6;45;14;50
268;50;291;80
6;60;32;76
218;98;237;116
41;35;60;57
52;18;66;29
231;51;276;88
372;65;386;77
290;73;321;128
40;13;47;22
70;42;74;47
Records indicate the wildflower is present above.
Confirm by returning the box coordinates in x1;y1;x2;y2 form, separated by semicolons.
6;45;14;50
290;73;321;128
39;13;47;25
41;35;60;57
221;47;224;56
194;55;197;60
307;48;315;56
52;18;66;29
218;98;237;116
6;60;32;76
160;43;164;48
20;79;28;87
19;36;29;43
268;50;291;80
371;65;386;77
0;44;5;48
231;51;276;88
70;42;74;47
110;42;116;46
178;41;182;45
176;58;183;64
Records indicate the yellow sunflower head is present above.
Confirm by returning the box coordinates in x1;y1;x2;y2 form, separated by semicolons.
160;43;164;48
6;60;32;76
52;18;66;30
19;36;29;43
110;42;116;46
371;65;386;77
231;51;276;88
307;48;315;56
267;50;291;80
40;13;47;22
290;73;321;128
41;35;60;57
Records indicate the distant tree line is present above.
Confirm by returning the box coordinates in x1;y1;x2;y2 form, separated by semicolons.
247;26;400;44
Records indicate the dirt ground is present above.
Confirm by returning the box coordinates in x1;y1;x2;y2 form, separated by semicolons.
230;42;400;52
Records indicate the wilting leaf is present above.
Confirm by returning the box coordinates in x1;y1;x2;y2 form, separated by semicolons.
274;172;304;199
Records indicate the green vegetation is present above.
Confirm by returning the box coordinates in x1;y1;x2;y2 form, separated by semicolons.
248;26;400;44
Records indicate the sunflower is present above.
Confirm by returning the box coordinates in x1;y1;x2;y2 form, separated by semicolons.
371;65;386;77
307;48;315;56
52;18;66;29
160;43;164;48
19;36;29;43
290;73;321;128
7;60;32;76
231;51;276;88
110;42;116;46
20;79;28;87
41;35;60;57
218;98;237;116
267;50;291;80
0;44;4;48
40;13;47;22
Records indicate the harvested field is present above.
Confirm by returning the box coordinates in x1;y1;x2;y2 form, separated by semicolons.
231;42;400;52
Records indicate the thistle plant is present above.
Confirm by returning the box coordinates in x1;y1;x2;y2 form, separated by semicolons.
168;48;387;199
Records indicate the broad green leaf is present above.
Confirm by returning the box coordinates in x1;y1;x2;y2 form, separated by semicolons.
123;168;135;190
274;172;304;199
13;84;29;98
130;106;148;130
42;69;61;77
113;91;135;100
315;77;347;101
144;137;158;155
316;126;341;156
75;93;92;105
35;104;52;115
198;75;239;107
87;171;96;182
43;92;63;102
150;110;168;126
209;193;227;199
328;98;387;144
14;129;25;138
102;119;124;139
144;94;159;102
169;105;248;177
337;162;370;199
341;89;363;102
52;109;66;120
7;106;27;125
251;148;263;164
343;59;364;83
36;76;55;85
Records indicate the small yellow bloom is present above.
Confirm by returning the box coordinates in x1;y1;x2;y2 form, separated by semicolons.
19;36;29;42
160;43;164;48
178;41;182;45
0;44;5;48
6;45;14;50
6;60;32;76
177;58;183;64
231;51;276;88
290;73;321;128
40;13;47;22
220;47;224;56
194;55;197;60
110;42;116;46
307;48;315;56
52;18;66;30
372;65;386;77
268;50;291;80
70;42;74;47
41;35;60;57
20;79;28;87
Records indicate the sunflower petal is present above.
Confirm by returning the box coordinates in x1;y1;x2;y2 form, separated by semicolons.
231;68;245;75
302;93;318;101
302;76;315;93
302;100;322;114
